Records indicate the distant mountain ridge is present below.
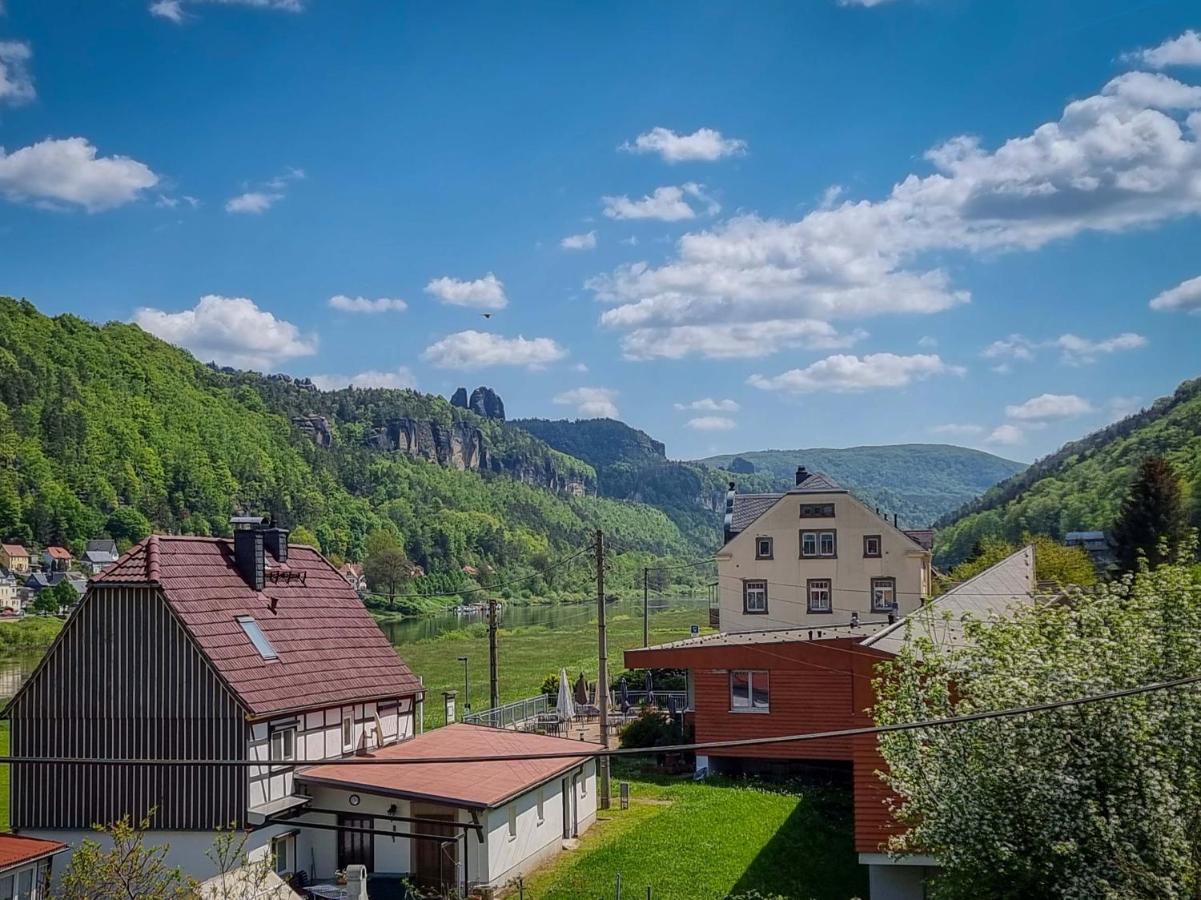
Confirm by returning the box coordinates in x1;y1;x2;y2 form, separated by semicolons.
934;376;1201;565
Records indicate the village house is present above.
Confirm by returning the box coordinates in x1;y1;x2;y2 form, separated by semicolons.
0;571;19;615
38;547;71;574
718;468;933;632
3;517;596;895
0;834;67;899
82;538;119;574
626;546;1038;900
0;544;30;576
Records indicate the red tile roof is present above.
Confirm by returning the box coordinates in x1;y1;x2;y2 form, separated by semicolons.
298;723;596;809
96;535;422;718
0;544;27;558
0;834;66;869
44;546;71;560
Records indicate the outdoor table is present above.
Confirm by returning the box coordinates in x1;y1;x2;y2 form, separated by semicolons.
307;885;350;899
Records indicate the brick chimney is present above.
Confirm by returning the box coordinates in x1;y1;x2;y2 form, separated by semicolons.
795;465;809;486
263;527;289;564
231;516;266;590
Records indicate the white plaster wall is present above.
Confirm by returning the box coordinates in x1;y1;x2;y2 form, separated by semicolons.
719;492;931;633
301;784;414;876
867;863;932;900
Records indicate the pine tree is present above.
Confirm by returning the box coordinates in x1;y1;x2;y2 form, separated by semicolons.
1112;456;1191;571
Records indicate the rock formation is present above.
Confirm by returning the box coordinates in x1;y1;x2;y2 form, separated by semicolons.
450;387;469;410
468;386;505;420
291;415;333;448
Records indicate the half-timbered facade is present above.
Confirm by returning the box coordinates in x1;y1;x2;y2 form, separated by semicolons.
4;519;424;882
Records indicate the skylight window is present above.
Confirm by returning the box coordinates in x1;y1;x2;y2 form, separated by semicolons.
236;615;278;660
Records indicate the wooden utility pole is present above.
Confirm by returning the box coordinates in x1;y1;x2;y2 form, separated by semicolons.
596;529;611;809
488;597;499;713
643;567;650;647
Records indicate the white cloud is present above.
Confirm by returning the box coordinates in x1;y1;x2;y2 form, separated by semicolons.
987;424;1025;446
591;70;1201;358
982;334;1037;361
0;137;158;212
1126;30;1201;70
424;273;508;310
225;167;303;214
1150;274;1201;313
931;423;985;437
675;398;740;413
327;295;407;314
840;0;899;6
608;318;866;361
917;335;938;348
133;295;317;369
686;416;737;431
309;367;417;391
619;235;639;246
1107;395;1143;420
421;330;566;370
1004;393;1094;422
620;127;747;163
1054;332;1146;364
155;193;200;209
150;0;302;22
0;41;34;105
748;353;963;394
601;183;718;221
560;230;597;250
553;387;619;418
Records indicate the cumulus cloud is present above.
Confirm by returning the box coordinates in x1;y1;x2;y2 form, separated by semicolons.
1126;30;1201;70
327;295;407;314
133;295;317;369
747;353;963;394
150;0;302;22
686;416;737;431
601;183;718;221
620;127;747;163
0;41;34;105
987;424;1025;446
982;334;1037;361
0;137;158;212
1004;393;1094;422
225;168;303;214
421;330;566;369
309;367;417;391
560;230;597;250
424;273;508;310
931;423;985;437
554;387;619;418
1054;332;1146;365
609;319;866;361
675;398;740;412
590;70;1201;358
1150;274;1201;313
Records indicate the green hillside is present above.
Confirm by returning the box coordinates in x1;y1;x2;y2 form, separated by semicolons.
933;377;1201;566
0;298;694;602
694;445;1026;529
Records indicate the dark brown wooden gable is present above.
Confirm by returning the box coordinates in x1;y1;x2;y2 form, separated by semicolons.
8;584;249;830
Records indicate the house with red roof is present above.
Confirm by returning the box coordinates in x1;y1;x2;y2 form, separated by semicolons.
0;544;30;576
0;833;67;898
39;546;72;573
3;517;597;895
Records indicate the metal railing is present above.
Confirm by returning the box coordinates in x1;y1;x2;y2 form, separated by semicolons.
462;693;549;729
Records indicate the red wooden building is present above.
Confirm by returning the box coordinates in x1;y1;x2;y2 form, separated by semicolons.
626;547;1037;900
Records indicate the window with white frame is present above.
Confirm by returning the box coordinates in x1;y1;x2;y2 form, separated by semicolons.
863;534;882;558
871;577;897;613
730;670;770;712
269;726;296;762
342;715;354;753
0;866;34;900
742;580;768;614
807;579;832;613
800;530;836;558
755;536;773;560
271;833;295;876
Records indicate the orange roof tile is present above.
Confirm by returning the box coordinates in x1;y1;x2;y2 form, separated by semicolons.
0;834;66;869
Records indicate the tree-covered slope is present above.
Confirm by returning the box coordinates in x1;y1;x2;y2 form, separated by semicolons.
0;298;693;594
933;377;1201;565
695;445;1026;529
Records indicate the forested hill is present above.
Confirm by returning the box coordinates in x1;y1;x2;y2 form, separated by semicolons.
0;297;694;598
696;445;1025;529
933;376;1201;566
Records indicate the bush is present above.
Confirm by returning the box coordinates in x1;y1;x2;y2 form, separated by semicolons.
618;708;685;750
611;667;686;692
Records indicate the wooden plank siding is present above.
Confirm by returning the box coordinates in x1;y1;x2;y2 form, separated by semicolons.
8;585;248;830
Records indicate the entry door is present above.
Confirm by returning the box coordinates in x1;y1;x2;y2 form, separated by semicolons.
412;806;459;895
337;814;374;873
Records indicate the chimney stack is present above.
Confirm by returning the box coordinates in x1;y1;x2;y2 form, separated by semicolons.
795;466;808;486
723;482;736;544
231;516;266;590
264;526;290;564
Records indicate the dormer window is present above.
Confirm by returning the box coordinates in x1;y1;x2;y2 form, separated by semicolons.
755;537;773;560
236;615;278;660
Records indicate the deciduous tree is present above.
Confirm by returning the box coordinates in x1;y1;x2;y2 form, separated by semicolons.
59;814;197;900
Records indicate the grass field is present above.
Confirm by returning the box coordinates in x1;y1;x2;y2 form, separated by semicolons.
399;604;711;729
520;765;868;900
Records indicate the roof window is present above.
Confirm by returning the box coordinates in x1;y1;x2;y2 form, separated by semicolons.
236;615;278;660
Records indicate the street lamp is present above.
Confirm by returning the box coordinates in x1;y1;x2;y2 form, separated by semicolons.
457;656;470;713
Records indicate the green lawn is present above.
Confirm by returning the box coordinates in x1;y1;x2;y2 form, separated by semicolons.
399;605;711;729
520;766;868;900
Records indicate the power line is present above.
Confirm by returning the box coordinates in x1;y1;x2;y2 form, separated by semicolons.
7;672;1200;767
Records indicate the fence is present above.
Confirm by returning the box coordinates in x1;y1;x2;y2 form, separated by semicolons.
462;693;549;729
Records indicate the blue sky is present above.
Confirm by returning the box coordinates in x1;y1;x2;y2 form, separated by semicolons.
3;0;1201;463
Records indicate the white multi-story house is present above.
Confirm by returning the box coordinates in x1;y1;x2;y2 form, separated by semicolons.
5;518;596;895
717;467;933;633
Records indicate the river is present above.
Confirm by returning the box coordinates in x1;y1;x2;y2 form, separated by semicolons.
0;595;707;703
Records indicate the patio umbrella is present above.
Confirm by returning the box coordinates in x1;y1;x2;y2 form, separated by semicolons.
574;672;589;705
644;670;655;707
619;676;630;712
556;668;575;721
